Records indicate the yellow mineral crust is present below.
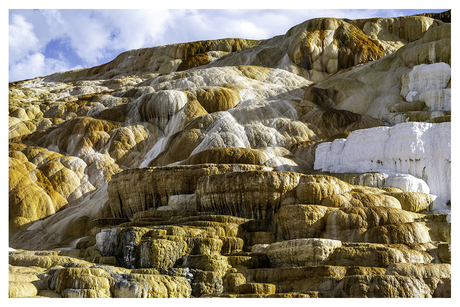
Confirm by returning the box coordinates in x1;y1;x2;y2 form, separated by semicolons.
192;87;242;113
285;18;385;81
9;146;94;232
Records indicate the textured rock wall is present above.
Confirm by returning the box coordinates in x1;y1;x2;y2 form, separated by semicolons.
108;164;272;219
285;18;385;79
314;122;451;210
313;23;450;122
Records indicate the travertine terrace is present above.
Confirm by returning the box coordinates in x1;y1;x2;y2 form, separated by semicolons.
9;11;451;298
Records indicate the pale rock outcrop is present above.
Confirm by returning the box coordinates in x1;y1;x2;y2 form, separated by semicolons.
44;38;261;82
314;122;450;211
312;23;450;122
112;274;191;298
206;15;444;85
357;16;444;55
136;90;188;130
254;238;342;267
400;63;451;106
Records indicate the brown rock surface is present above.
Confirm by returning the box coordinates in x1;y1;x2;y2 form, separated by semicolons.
196;172;354;219
311;275;435;298
286;18;385;78
385;263;451;278
274;204;332;240
255;238;342;267
328;243;433;267
323;207;429;243
108;164;271;219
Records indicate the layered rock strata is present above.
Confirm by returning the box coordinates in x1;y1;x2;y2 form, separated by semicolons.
9;11;451;298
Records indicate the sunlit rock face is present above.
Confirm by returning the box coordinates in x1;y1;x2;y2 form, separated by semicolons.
9;145;95;232
314;122;451;211
312;23;450;123
253;238;342;267
9;11;450;298
400;63;451;107
107;164;272;219
285;18;385;80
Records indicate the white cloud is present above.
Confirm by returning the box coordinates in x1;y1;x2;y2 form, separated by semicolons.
9;52;81;81
98;9;174;50
9;14;41;64
235;21;270;39
39;9;176;66
56;11;113;65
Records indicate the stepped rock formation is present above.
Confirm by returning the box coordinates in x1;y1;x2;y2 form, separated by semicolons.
9;11;451;298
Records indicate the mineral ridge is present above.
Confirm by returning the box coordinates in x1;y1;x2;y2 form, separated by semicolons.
9;11;451;298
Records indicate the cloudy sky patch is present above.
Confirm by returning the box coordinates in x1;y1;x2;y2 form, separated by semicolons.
8;6;449;82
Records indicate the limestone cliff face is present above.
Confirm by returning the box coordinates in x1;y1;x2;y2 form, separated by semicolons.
9;11;451;298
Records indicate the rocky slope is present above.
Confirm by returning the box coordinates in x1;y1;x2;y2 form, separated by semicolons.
9;11;451;298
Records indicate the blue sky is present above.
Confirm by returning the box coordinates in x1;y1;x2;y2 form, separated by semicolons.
8;5;449;82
